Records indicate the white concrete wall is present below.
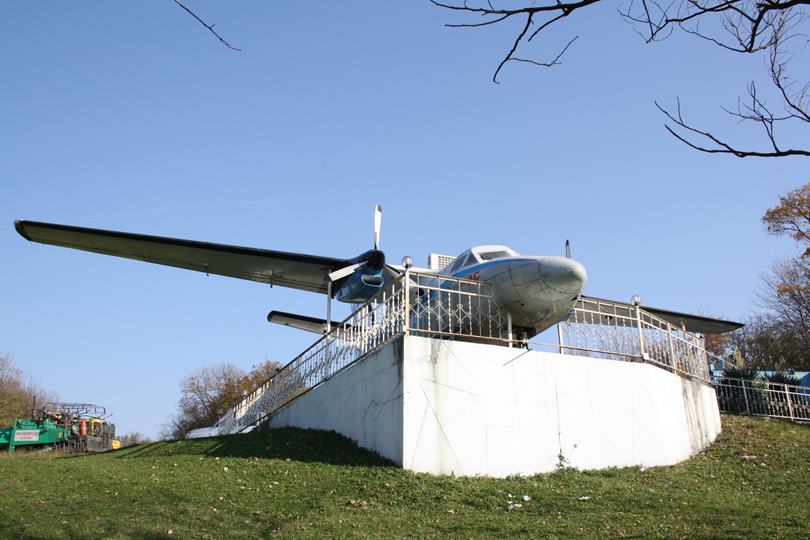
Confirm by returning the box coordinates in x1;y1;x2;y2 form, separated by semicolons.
268;338;405;465
402;336;721;477
267;335;721;477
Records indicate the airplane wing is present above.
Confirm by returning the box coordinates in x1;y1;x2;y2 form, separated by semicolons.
579;295;743;334
15;220;349;294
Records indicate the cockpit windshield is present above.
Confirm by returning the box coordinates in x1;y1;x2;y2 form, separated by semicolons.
442;246;518;275
444;251;474;274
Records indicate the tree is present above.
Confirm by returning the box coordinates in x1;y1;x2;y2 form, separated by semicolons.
730;184;810;371
763;183;810;258
760;257;810;333
162;359;283;439
0;355;29;426
0;355;57;426
758;183;810;367
118;432;152;447
173;1;809;157
730;313;808;370
704;330;733;359
430;0;810;158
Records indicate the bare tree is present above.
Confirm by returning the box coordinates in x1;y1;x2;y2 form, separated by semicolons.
0;355;58;426
118;431;152;447
731;312;809;369
758;256;810;339
163;359;283;439
173;0;240;51
432;0;810;157
730;184;810;370
171;1;807;157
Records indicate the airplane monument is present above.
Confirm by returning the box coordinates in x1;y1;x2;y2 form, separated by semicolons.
15;206;740;476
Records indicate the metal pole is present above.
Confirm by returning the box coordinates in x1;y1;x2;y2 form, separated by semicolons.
403;268;410;335
785;384;794;421
742;380;751;415
326;281;332;334
507;311;513;348
635;304;645;360
667;323;676;371
557;323;564;355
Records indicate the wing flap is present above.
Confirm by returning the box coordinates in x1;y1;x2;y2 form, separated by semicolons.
15;220;349;294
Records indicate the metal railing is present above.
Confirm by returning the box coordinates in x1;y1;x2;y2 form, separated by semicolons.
216;272;716;434
558;297;711;382
714;377;810;422
217;273;409;435
406;272;510;342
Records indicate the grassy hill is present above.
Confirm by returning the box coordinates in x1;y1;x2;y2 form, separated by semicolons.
0;415;807;539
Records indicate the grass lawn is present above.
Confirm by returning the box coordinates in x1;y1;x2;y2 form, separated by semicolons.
0;415;807;539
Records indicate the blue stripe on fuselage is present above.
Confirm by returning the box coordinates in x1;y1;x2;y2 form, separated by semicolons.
445;257;537;284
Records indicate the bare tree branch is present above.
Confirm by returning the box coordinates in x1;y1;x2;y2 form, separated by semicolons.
173;0;241;52
493;11;535;83
433;0;810;157
656;99;810;157
431;0;600;82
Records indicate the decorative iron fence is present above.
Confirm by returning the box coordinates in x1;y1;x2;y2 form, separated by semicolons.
714;377;810;422
217;273;408;435
558;297;711;383
216;272;716;434
405;272;510;342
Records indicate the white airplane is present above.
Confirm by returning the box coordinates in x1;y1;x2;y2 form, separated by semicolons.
14;206;741;340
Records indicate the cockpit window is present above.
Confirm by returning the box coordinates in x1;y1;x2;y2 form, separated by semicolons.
444;252;474;274
478;250;511;261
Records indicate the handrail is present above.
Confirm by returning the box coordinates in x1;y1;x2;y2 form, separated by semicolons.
216;273;718;435
713;376;810;422
217;272;408;434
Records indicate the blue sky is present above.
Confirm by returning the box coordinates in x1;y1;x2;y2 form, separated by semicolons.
2;2;806;438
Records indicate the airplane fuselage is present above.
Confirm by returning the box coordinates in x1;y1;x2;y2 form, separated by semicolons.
335;244;588;338
446;254;587;336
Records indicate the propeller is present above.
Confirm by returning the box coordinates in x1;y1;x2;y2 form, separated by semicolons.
373;204;382;251
327;204;385;283
565;240;571;259
328;261;367;282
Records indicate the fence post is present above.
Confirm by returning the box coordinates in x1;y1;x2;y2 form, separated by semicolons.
634;304;645;361
667;323;676;371
741;380;751;415
403;268;410;336
785;384;795;421
326;281;332;334
557;323;564;355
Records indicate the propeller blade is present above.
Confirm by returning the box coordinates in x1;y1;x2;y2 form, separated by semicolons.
328;261;367;282
384;263;402;278
565;240;571;259
373;204;382;250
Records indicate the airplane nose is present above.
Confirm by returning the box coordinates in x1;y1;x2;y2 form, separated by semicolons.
538;257;587;296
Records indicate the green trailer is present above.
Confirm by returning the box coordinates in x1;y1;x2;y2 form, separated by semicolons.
0;417;70;453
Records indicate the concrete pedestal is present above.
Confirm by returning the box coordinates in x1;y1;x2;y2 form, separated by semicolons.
269;335;721;477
